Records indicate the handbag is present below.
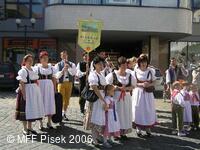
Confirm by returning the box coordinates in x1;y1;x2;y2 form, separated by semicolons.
144;71;155;93
81;74;100;103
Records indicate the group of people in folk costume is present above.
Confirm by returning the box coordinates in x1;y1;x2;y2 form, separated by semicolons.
81;53;157;148
15;48;199;148
15;50;76;135
165;58;200;137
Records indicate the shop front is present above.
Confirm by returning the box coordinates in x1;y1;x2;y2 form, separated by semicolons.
3;38;58;65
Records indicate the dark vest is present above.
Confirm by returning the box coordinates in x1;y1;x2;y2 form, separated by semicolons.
79;61;87;72
169;66;185;83
112;72;132;87
58;61;74;83
38;67;53;80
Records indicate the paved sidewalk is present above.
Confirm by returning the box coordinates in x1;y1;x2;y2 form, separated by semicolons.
0;91;199;150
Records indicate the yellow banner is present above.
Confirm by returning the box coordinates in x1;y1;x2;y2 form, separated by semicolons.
78;19;103;53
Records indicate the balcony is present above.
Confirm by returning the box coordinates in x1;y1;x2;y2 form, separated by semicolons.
45;0;192;42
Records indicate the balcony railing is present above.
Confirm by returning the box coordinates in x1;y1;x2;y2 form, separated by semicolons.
47;0;191;9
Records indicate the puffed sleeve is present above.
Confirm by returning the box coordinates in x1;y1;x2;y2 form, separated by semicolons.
149;68;156;81
165;69;171;84
54;63;63;79
51;65;57;78
32;65;39;74
16;68;27;82
106;72;113;84
88;72;98;86
76;62;85;78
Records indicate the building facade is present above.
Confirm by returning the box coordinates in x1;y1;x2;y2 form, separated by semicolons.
0;0;196;72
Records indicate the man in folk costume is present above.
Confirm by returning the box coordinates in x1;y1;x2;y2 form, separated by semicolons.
55;50;76;121
166;57;189;93
90;50;107;72
76;52;90;114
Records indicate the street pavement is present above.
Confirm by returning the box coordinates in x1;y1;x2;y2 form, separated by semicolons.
0;90;199;150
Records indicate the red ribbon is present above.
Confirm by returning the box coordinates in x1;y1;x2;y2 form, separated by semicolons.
118;90;126;101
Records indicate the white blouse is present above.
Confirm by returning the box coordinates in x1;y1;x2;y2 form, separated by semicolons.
132;67;156;82
16;66;39;82
33;64;56;78
88;71;107;86
106;70;136;86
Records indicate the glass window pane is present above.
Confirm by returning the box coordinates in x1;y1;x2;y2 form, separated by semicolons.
32;4;43;18
79;0;101;4
63;0;79;4
6;0;17;2
6;4;17;18
193;9;200;22
193;0;200;8
180;0;191;9
32;0;43;3
19;0;30;2
48;0;62;4
142;0;177;7
170;42;188;64
18;4;30;18
105;0;131;5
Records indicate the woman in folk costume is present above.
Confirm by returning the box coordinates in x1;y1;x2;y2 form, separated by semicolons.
180;82;192;130
132;54;157;137
189;84;200;130
33;51;57;130
16;54;45;135
106;56;135;140
87;56;109;148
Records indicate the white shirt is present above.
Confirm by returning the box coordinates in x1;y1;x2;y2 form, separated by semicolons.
88;71;107;87
54;60;76;82
16;66;39;82
33;64;57;78
106;70;136;87
76;62;87;78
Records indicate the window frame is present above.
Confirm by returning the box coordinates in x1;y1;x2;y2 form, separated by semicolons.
5;0;44;19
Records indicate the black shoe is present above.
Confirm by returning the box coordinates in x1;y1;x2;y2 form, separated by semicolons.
63;114;69;121
47;123;54;129
146;132;153;137
22;129;30;135
92;142;101;148
114;136;121;141
39;125;45;131
28;129;38;135
121;135;129;140
136;131;143;137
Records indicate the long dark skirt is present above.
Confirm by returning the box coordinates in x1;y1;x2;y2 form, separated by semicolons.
15;91;41;122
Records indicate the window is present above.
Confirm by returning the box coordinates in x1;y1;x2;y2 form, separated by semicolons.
18;4;30;18
5;0;44;18
6;0;17;2
19;0;30;2
32;0;43;3
48;0;62;4
63;0;79;4
32;4;43;18
170;42;200;66
193;9;200;22
6;4;17;18
142;0;177;7
180;0;191;9
193;0;200;8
